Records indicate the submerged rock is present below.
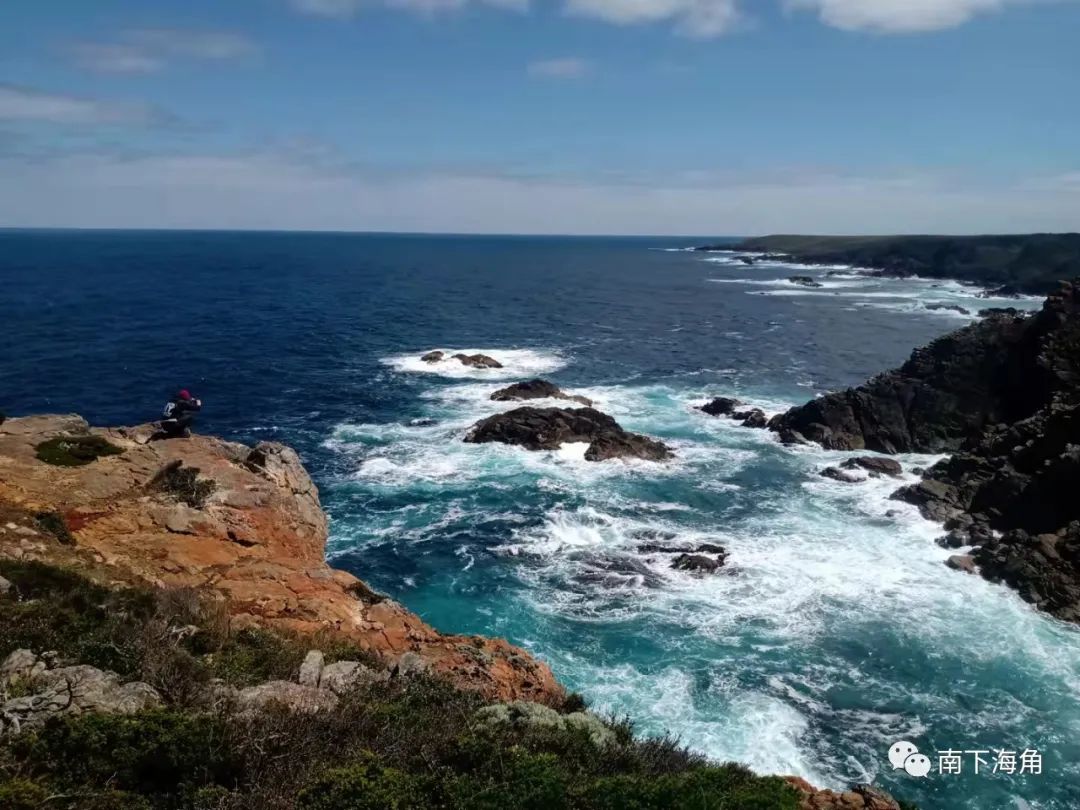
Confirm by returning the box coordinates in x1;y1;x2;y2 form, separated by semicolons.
421;351;445;363
788;275;823;288
820;467;862;484
671;553;725;573
491;379;592;406
464;406;672;462
841;456;903;477
925;303;971;315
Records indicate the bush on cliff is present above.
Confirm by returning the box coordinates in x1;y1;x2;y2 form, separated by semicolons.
34;434;123;467
0;561;804;810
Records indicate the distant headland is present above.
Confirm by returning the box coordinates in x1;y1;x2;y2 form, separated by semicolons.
696;233;1080;295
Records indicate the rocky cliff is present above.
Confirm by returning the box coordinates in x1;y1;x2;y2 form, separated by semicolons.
0;414;563;704
769;280;1080;621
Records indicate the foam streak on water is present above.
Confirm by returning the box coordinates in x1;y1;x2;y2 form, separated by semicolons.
326;362;1080;810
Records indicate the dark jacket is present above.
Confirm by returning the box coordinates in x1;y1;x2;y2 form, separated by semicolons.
163;397;201;420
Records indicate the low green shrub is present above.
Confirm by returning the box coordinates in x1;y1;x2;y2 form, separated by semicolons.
150;461;216;508
0;778;49;810
17;710;236;799
34;510;75;545
34;435;122;466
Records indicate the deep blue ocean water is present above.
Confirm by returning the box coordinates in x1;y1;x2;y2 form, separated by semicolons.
2;229;1078;810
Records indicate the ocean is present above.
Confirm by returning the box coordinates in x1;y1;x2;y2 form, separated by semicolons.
2;229;1077;810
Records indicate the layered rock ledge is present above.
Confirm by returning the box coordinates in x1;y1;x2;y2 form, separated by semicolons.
0;414;563;704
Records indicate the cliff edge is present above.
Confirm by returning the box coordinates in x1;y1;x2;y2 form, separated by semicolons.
0;414;563;704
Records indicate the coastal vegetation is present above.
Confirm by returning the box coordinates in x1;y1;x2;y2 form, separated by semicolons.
0;560;805;810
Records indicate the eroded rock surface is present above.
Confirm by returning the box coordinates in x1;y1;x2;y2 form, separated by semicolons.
0;415;563;704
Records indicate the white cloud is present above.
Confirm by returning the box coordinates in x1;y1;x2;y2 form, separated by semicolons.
0;85;164;126
0;148;1076;235
788;0;1057;33
291;0;528;16
528;57;591;78
71;29;258;74
564;0;742;36
290;0;366;16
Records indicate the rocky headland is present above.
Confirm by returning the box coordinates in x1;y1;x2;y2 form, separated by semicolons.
695;233;1080;294
0;414;561;704
758;279;1080;621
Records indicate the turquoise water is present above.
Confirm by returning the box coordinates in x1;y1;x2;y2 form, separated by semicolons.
3;231;1076;809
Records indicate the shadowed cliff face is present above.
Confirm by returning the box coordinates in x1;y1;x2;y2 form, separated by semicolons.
0;415;563;704
768;280;1079;454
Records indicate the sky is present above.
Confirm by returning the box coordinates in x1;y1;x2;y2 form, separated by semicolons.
0;0;1077;235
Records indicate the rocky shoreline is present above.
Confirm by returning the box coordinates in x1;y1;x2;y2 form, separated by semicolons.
0;410;907;808
0;414;563;703
711;279;1080;623
694;234;1080;295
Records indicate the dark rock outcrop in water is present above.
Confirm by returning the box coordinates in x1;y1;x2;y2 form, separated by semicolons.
491;379;592;406
420;351;504;369
698;398;768;429
788;275;822;288
455;353;503;369
464;406;672;462
776;280;1080;621
699;397;742;417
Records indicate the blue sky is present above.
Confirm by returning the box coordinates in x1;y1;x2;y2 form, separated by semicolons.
0;0;1077;234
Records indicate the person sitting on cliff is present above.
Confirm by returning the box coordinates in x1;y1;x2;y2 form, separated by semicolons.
160;389;202;438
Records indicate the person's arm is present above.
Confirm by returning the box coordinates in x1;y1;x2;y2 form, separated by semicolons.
175;399;202;416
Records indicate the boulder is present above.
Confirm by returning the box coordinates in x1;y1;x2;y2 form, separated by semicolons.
820;467;862;484
298;650;324;688
319;661;384;694
947;555;977;574
420;351;445;363
788;275;823;288
738;409;768;429
841;457;903;477
491;379;592;407
1;654;161;734
453;353;503;369
236;681;337;714
0;575;10;595
464;407;672;462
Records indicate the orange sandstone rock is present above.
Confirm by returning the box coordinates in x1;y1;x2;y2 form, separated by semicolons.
0;414;563;705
